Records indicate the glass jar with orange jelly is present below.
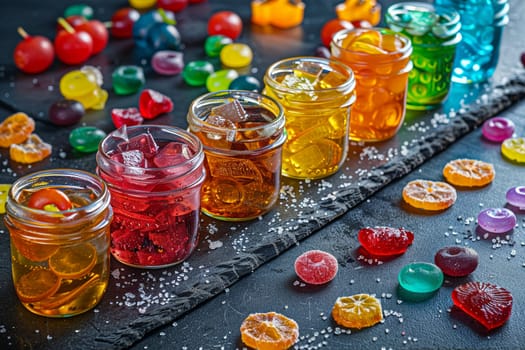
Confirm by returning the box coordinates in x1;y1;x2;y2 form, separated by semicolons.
263;56;356;179
4;169;112;317
187;90;286;221
331;28;413;142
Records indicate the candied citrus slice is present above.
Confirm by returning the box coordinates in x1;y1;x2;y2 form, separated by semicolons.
402;179;457;211
49;243;97;279
9;133;52;164
0;112;35;148
15;269;60;303
11;233;59;262
501;137;525;163
332;294;383;329
240;312;299;350
443;159;495;187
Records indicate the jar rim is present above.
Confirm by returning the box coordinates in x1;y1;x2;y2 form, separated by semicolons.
331;27;413;60
263;56;356;95
386;2;461;37
98;124;204;174
7;168;109;217
187;89;285;134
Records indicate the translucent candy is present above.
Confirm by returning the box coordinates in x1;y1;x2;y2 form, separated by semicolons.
477;208;516;234
0;112;35;148
358;226;414;256
501;137;525;163
336;0;381;26
482;117;515;142
398;262;443;296
182;60;215;87
139;89;174;119
112;65;146;95
506;186;525;209
69;126;107;153
204;35;232;57
294;250;338;285
206;69;239;92
60;68;108;110
117;132;159;157
48;100;85;126
251;0;305;29
9;134;52;164
229;75;261;91
220;43;253;68
151;50;184;75
209;99;249;123
452;282;512;330
434;246;479;277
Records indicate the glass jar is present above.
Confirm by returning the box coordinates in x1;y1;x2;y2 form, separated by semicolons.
4;169;112;317
331;28;413;141
187;90;286;221
96;125;205;268
263;56;355;179
434;0;509;84
386;2;462;109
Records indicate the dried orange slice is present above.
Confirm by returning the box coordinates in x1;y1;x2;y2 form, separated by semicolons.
240;312;299;350
0;112;35;148
443;159;495;187
332;294;383;329
15;269;60;303
402;179;457;211
49;243;97;279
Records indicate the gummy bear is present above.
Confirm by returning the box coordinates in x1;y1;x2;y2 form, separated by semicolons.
251;0;305;29
0;112;35;148
335;0;381;26
139;89;174;119
9;134;52;164
59;66;108;110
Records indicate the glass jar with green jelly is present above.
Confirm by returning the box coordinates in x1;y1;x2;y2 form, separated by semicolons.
386;2;461;110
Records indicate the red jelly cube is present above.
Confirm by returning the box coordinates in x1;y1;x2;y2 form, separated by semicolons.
358;227;414;256
153;141;192;168
117;132;159;157
139;89;174;119
111;107;144;128
111;149;147;168
452;282;512;330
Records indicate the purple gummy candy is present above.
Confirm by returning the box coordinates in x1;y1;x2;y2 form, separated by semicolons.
477;208;517;234
506;186;525;209
151;50;184;75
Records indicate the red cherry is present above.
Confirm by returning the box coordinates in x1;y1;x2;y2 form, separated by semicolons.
13;27;54;74
111;7;140;39
320;18;354;48
55;17;93;65
76;20;109;54
158;0;188;12
208;11;243;40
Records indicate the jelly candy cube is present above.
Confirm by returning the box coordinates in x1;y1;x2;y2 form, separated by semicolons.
358;226;414;256
111;107;144;128
152;142;192;168
210;99;249;123
294;250;338;285
139;89;174;119
111;150;147;168
452;282;512;330
9;134;52;164
117;132;159;157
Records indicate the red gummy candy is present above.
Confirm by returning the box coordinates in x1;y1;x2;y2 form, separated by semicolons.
452;282;513;330
117;132;159;157
294;250;338;285
111;107;144;128
139;89;174;119
358;227;414;256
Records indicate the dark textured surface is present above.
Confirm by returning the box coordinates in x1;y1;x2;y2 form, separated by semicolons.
0;1;524;349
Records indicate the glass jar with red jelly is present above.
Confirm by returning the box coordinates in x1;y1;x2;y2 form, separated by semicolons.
187;90;286;221
4;169;112;317
96;125;205;268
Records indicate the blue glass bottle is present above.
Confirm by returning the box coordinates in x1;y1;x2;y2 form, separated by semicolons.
434;0;509;84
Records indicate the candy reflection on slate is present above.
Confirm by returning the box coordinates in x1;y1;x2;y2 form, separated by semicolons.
477;208;516;234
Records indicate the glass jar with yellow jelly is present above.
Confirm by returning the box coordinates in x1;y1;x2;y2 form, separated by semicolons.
4;169;112;317
263;56;356;179
331;28;413;141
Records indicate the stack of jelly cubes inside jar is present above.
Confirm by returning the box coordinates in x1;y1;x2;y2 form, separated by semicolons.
97;126;205;268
